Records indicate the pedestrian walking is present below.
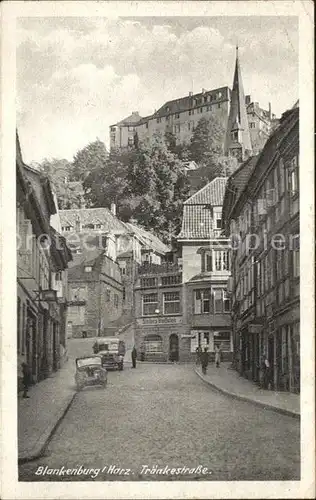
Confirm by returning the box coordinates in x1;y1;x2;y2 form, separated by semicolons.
195;345;202;365
201;348;209;375
260;354;270;389
21;362;32;398
215;345;221;368
131;346;137;368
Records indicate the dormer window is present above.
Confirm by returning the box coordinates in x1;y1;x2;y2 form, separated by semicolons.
62;226;72;232
166;106;170;112
231;130;239;141
85;266;92;273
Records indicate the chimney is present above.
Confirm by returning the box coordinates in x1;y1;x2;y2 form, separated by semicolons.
202;88;206;94
111;203;116;216
245;95;251;105
268;102;272;120
132;111;138;116
189;91;193;97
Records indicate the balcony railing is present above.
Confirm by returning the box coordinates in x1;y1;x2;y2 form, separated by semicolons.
138;262;181;275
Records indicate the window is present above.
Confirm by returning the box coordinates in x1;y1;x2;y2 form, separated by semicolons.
63;226;72;232
55;272;62;281
166;115;170;121
144;334;163;353
142;293;158;316
214;212;222;229
223;290;231;312
128;137;134;146
213;331;231;351
114;294;119;308
250;122;256;128
213;288;230;313
174;124;180;133
189;109;194;116
292;249;300;278
140;277;157;288
85;266;92;273
105;289;111;302
214;250;229;271
163;292;180;315
204;250;230;272
213;289;223;313
128;126;134;132
198;107;203;114
161;275;181;286
175;113;180;119
146;122;149;129
231;130;238;141
194;289;210;314
204;96;208;103
156;117;161;123
190;331;210;352
218;103;221;108
288;156;299;196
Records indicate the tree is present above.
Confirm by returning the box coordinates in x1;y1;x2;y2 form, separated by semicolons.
83;151;129;208
81;135;190;242
33;158;83;209
189;116;225;164
72;139;109;181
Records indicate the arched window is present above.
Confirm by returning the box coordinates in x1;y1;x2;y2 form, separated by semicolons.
144;334;163;353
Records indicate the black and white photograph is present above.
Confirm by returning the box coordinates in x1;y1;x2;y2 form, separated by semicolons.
0;1;314;499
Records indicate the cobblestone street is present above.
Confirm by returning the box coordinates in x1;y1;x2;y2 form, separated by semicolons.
19;341;300;482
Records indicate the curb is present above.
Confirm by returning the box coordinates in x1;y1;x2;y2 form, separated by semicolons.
18;391;77;464
194;368;300;420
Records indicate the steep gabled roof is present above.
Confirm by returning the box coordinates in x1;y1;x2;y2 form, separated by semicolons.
184;177;228;206
153;87;230;119
124;222;170;255
113;112;143;127
222;155;259;227
59;207;127;234
178;177;228;240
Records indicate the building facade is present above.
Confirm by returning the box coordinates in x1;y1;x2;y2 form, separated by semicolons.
134;262;185;362
134;177;233;362
66;250;124;338
59;206;169;336
222;106;299;393
178;177;233;361
17;132;72;387
110;50;276;157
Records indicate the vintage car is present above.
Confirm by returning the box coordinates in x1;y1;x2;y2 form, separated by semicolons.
75;355;108;391
93;337;126;371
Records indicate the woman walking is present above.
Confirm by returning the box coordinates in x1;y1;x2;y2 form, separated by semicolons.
201;348;209;375
215;345;221;368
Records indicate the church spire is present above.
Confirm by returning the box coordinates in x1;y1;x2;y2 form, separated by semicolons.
224;47;252;161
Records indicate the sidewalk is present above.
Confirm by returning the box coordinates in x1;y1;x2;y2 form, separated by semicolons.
18;360;76;463
194;362;300;419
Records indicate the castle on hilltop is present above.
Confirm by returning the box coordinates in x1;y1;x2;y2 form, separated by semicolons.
110;48;277;161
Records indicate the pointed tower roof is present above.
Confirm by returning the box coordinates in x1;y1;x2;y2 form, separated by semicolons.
224;47;252;157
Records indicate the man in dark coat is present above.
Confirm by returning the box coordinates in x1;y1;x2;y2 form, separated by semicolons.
200;348;209;375
22;362;31;398
131;346;137;368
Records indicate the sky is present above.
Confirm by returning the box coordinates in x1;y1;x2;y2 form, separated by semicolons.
16;16;298;164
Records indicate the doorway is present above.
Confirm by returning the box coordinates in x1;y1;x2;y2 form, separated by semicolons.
169;334;179;362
